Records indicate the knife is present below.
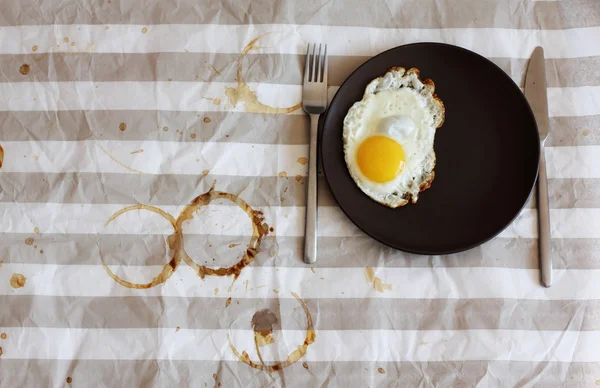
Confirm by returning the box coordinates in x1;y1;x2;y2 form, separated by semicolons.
525;46;552;288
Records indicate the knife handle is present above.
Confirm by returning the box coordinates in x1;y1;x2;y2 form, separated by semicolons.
538;145;552;287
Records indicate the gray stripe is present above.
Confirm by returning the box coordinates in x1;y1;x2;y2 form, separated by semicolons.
0;0;570;29
0;110;596;147
1;295;599;331
3;234;600;270
0;173;318;206
0;359;596;388
3;53;597;88
0;110;309;144
1;172;595;209
548;116;600;147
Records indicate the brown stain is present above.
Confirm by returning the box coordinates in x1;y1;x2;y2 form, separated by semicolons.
228;243;240;248
226;297;232;307
295;175;302;182
0;333;6;339
176;326;180;332
297;157;308;165
213;98;221;105
378;367;385;374
310;267;315;274
190;133;196;139
64;37;69;43
214;288;218;295
278;172;287;178
25;237;34;245
225;35;302;115
0;145;3;168
34;227;39;234
142;27;148;34
175;183;270;284
269;227;274;233
595;380;600;386
40;250;44;254
582;129;591;136
212;373;217;380
71;42;75;47
272;289;278;293
98;144;144;174
102;183;269;289
0;347;2;356
228;292;316;372
130;149;144;155
119;122;127;131
302;362;309;370
32;45;38;52
163;126;169;132
10;273;26;288
203;117;211;123
364;267;392;293
102;205;180;289
208;65;221;76
66;377;72;383
202;169;209;176
19;64;31;75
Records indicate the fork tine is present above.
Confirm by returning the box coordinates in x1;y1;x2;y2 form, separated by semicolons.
304;43;311;82
311;43;318;83
319;44;325;83
320;44;327;83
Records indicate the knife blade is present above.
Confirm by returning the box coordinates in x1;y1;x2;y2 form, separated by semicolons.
524;46;552;287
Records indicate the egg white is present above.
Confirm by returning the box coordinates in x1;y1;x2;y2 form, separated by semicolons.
343;67;445;208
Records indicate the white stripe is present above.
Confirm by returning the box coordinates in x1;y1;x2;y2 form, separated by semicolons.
0;327;597;362
0;81;311;114
0;82;597;117
1;24;599;59
0;140;309;176
0;202;599;238
0;141;597;178
2;264;600;300
546;146;600;179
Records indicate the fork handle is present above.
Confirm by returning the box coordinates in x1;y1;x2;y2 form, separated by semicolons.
303;114;319;264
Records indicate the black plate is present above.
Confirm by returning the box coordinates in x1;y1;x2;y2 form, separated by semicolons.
321;43;540;255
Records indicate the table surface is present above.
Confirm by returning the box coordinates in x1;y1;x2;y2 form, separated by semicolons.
0;1;599;387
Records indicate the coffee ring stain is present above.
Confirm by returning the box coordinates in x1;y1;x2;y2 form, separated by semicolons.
102;205;181;289
228;292;316;372
175;182;269;283
225;34;302;115
102;182;269;289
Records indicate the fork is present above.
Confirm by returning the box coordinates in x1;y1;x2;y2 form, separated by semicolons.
302;43;328;264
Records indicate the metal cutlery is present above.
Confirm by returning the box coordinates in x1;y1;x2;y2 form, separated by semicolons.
302;43;328;264
525;46;552;287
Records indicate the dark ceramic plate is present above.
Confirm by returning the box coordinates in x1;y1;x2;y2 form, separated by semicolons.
321;43;540;255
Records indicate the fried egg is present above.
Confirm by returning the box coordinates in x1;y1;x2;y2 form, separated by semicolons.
343;67;445;208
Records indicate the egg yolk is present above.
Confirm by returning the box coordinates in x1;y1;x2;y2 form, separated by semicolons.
356;135;405;183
